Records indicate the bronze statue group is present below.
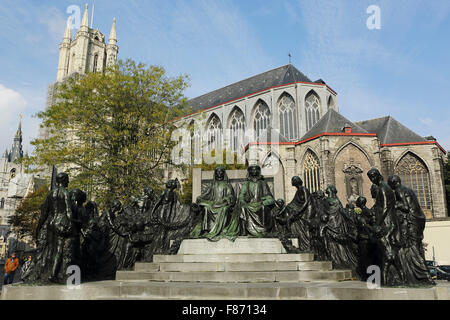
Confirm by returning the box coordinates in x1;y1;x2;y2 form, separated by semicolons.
22;165;434;287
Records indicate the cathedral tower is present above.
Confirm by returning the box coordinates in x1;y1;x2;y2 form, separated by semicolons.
55;4;119;82
43;4;119;139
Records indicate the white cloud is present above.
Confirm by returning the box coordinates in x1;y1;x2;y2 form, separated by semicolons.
35;6;67;53
0;84;28;152
419;118;434;126
0;84;41;156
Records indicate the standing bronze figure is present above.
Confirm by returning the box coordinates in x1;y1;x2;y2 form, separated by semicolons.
388;175;434;285
367;168;405;286
286;176;314;252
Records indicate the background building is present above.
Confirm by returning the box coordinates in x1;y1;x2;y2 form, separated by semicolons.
178;64;447;219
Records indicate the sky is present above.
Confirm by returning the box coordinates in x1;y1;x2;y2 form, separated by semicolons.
0;0;449;154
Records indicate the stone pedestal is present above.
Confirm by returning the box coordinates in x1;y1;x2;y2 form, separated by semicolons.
177;237;289;254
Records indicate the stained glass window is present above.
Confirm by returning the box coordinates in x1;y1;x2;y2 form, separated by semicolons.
302;150;321;192
206;115;222;152
305;92;321;132
253;101;270;141
395;152;432;217
229;108;245;153
279;94;298;140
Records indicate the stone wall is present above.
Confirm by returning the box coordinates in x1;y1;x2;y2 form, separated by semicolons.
423;219;450;265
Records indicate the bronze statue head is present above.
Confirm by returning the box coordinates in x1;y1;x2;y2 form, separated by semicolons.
291;176;303;188
56;172;69;188
214;166;226;181
247;165;261;178
367;168;383;185
355;196;367;209
387;175;401;190
325;185;337;197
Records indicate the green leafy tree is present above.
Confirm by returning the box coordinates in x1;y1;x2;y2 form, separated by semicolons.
25;59;190;208
8;185;49;240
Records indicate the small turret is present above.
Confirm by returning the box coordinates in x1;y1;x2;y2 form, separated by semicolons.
79;4;89;34
63;18;71;44
57;19;72;81
108;17;117;46
106;17;118;67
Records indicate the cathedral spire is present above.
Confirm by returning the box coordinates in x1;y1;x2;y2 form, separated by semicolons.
15;119;22;138
108;17;117;45
10;119;23;162
62;18;71;44
80;3;89;32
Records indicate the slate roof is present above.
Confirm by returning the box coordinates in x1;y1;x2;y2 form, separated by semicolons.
300;109;370;140
187;64;312;114
355;116;427;145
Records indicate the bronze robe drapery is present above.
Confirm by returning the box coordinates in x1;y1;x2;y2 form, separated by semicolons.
192;177;238;241
239;176;275;237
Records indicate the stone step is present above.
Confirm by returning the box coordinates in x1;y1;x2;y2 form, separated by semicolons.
153;253;314;263
3;280;449;300
134;261;332;272
115;270;352;282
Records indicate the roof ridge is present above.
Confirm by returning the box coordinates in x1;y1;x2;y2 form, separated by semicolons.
188;65;291;102
355;115;390;124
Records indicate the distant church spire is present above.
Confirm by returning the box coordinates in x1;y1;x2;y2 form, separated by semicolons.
9;119;23;162
108;17;117;45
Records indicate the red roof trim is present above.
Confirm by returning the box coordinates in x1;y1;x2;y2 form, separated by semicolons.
244;132;376;151
243;135;446;154
381;141;446;154
177;81;337;121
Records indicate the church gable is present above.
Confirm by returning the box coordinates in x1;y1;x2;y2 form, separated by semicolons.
355;116;426;145
300;109;369;141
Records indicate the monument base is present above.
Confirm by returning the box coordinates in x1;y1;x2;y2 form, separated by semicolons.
2;281;449;300
2;238;448;300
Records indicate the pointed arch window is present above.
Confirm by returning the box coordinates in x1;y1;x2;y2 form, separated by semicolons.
302;150;321;193
93;54;99;72
253;101;270;141
206;115;222;152
229;108;245;153
189;120;201;164
10;168;16;180
394;153;432;217
305;91;321;132
278;94;298;140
